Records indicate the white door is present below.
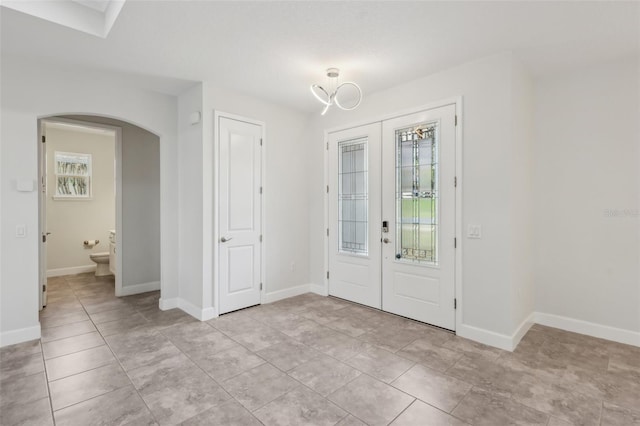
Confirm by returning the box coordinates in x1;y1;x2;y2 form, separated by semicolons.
218;116;263;314
328;123;382;309
39;123;48;309
382;105;457;330
327;105;457;330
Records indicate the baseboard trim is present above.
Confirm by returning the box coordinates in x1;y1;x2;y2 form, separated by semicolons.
535;312;640;347
456;323;515;351
117;281;160;297
0;324;41;348
512;312;536;349
47;265;96;277
177;298;217;321
309;283;328;297
159;297;178;310
262;284;312;304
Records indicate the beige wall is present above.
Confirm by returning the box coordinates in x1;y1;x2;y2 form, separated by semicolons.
45;124;115;273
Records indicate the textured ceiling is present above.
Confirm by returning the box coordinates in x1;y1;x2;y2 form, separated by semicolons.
2;1;638;112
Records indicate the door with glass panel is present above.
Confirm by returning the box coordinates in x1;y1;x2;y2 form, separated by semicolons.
328;123;382;309
381;105;456;330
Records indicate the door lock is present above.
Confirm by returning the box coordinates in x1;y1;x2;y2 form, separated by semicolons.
382;221;389;233
383;238;391;244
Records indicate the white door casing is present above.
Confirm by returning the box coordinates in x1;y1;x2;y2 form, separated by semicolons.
39;122;48;309
328;123;382;309
382;105;457;330
217;116;263;314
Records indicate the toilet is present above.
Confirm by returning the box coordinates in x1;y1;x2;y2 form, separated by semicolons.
89;252;111;277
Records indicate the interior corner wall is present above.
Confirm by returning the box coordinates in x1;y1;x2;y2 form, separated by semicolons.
177;83;205;312
202;83;311;307
509;59;535;334
533;57;640;339
63;115;161;292
308;52;521;346
0;56;179;346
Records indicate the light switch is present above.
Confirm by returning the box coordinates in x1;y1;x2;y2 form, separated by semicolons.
16;225;26;238
467;224;482;239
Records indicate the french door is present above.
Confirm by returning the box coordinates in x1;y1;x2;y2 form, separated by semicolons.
328;105;457;330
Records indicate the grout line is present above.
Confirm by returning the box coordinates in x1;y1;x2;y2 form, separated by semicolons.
387;398;417;425
39;339;57;426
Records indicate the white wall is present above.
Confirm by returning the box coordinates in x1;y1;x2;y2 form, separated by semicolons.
308;52;534;349
509;60;535;335
172;83;311;318
533;57;640;340
0;56;179;346
203;84;311;304
176;84;205;314
65;115;162;292
45;125;116;274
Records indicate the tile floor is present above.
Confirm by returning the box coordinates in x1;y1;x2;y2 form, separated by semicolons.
1;273;639;425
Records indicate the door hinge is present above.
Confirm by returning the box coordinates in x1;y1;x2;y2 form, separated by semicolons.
260;283;263;291
326;185;329;193
326;142;329;150
326;228;329;237
326;271;330;279
42;284;46;292
260;138;263;146
259;186;263;194
454;298;457;309
41;135;46;143
259;235;263;243
454;176;457;187
455;115;458;126
454;237;457;248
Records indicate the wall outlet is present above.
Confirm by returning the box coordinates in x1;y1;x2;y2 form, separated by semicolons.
467;224;482;239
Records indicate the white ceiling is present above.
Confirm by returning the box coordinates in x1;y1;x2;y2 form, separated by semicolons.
2;1;638;112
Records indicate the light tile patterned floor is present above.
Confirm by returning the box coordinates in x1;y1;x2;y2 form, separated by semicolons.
1;273;639;425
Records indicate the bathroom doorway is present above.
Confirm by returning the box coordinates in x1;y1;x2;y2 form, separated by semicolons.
39;118;119;307
38;115;162;310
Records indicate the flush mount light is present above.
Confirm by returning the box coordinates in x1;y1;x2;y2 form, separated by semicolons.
310;68;362;115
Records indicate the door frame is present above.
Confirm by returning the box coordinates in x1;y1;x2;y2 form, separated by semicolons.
213;111;266;316
38;117;123;301
322;97;464;331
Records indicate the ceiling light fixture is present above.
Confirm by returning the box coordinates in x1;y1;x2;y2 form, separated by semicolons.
310;68;362;115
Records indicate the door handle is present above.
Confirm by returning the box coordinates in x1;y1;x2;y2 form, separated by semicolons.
220;237;233;243
383;238;391;244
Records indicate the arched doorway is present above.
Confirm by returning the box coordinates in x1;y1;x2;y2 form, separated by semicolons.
38;114;162;316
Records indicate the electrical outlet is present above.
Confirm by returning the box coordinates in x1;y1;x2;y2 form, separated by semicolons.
467;224;482;239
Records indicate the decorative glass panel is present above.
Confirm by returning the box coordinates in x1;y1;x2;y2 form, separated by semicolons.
338;138;368;255
54;151;92;199
395;123;438;264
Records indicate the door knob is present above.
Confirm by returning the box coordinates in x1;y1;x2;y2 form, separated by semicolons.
220;237;232;243
383;238;391;244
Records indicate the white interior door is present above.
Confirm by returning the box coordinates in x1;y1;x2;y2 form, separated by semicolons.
381;105;457;330
328;123;382;309
218;116;263;314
